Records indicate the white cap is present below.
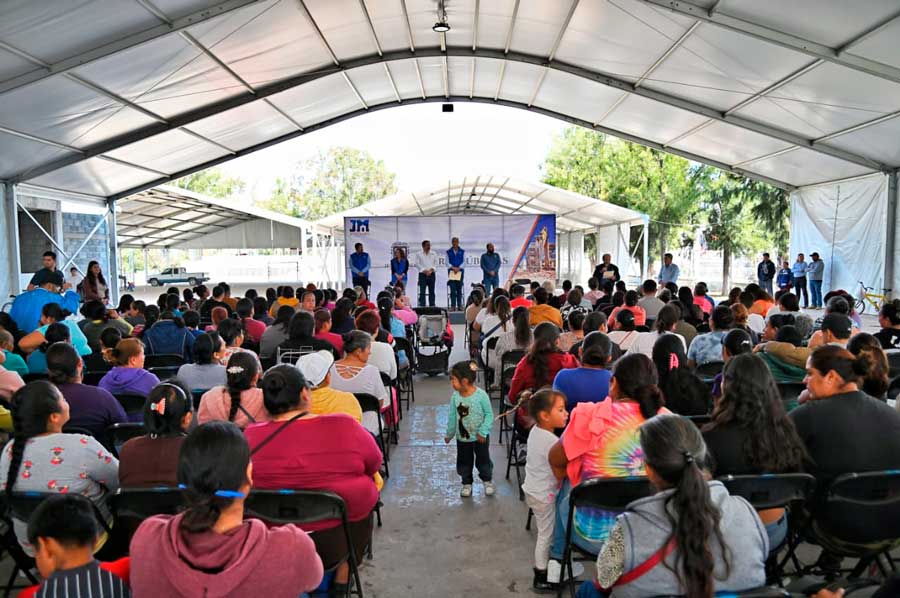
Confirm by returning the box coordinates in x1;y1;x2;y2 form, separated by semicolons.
295;350;334;387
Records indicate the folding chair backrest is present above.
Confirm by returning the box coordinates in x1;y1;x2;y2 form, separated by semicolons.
7;492;112;534
277;347;312;365
354;393;380;415
148;365;180;380
695;361;724;381
191;389;205;411
109;487;185;522
106;423;146;457
570;477;653;511
82;370;108;386
500;349;526;371
244;489;346;525
718;473;817;510
885;349;900;379
684;414;712;427
114;393;148;415
394;337;415;368
818;470;900;545
22;373;48;383
143;354;185;369
888;376;900;402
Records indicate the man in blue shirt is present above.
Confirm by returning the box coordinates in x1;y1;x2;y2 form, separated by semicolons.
446;237;465;311
349;243;371;294
806;252;825;309
791;253;809;308
480;243;501;295
658;253;680;285
9;271;80;334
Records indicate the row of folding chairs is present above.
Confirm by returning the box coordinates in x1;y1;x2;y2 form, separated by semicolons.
554;471;900;598
0;487;366;598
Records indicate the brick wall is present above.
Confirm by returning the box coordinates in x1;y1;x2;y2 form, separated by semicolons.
63;213;109;274
18;209;55;273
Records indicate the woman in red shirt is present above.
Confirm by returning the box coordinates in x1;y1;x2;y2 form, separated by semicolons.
508;322;579;426
246;365;381;596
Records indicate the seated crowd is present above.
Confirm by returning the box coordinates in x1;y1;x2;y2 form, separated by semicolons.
0;273;899;597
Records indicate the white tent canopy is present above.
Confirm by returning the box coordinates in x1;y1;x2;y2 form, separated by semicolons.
315;176;648;232
0;0;898;197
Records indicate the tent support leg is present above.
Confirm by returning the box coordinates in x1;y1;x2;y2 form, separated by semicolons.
887;171;899;298
4;183;22;295
642;218;649;282
107;199;119;307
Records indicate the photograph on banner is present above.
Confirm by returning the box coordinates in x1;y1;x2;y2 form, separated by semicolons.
344;215;556;305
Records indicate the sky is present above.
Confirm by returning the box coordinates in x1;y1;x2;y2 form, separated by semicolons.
216;102;568;202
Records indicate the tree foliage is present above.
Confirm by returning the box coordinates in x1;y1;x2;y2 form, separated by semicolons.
257;147;397;220
173;168;245;199
541;126;789;290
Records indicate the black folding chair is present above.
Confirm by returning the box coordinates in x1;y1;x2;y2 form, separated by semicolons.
777;382;806;411
684;413;712;427
355;393;389;478
7;492;112;536
380;371;401;429
885;349;900;379
718;473;817;580
105;423;146;457
148;365;180;380
244;490;365;598
113;393;147;416
109;487;185;543
695;360;724;382
498;349;526;445
393;337;416;408
82;370;108;386
21;373;47;383
143;354;185;369
506;417;529;501
0;496;39;597
558;477;653;598
805;470;900;579
484;336;500;397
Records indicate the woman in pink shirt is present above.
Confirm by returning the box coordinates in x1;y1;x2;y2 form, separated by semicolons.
313;309;344;355
236;298;266;344
246;365;381;596
198;352;269;429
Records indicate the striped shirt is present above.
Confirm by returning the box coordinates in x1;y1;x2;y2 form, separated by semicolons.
35;561;129;598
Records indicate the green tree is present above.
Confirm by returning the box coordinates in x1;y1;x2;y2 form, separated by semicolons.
257;147;397;220
702;173;770;290
747;180;791;255
542;127;709;272
173;168;245;199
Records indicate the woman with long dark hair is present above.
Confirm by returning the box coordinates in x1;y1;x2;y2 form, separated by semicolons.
493;305;533;369
847;332;890;398
176;331;226;392
652;333;711;415
330;297;356;335
259;304;295;360
80;260;108;303
480;295;513;363
704;353;807;550
544;354;669;583
508;322;578;408
579;414;767;598
0;381;118;552
130;422;323;596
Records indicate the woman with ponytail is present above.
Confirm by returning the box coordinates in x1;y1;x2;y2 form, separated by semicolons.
508;322;578;407
18;302;92;357
651;333;711;416
97;338;159;400
129;422;323;597
246;365;380;595
119;379;193;487
790;345;900;485
875;298;900;349
578;414;766;598
544;354;670;585
847;332;890;398
0;381;119;553
198;351;268;429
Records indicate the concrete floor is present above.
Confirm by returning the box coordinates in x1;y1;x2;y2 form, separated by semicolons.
361;331;537;597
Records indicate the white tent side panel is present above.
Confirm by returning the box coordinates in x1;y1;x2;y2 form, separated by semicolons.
179;219;302;250
789;175;888;297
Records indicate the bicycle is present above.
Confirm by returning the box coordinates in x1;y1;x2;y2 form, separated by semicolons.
855;281;891;315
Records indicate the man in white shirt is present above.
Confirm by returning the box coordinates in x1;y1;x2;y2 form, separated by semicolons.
413;239;438;307
66;267;84;293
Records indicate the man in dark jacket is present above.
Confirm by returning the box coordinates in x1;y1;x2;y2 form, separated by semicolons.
757;253;776;296
592;253;620;283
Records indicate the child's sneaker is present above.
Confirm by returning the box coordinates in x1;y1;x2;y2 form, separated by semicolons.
460;484;473;497
532;568;555;592
484;481;496;496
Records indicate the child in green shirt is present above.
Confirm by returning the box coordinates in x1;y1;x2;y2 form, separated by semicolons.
0;330;28;376
444;360;495;498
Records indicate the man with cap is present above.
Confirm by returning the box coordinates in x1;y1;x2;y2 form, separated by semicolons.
295;350;363;423
806;252;825;309
9;270;80;333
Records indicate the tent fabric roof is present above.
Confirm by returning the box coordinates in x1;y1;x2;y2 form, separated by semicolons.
315;175;647;232
117;184;317;248
1;0;899;198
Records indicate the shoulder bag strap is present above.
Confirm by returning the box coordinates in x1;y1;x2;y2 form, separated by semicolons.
613;538;677;587
249;411;307;456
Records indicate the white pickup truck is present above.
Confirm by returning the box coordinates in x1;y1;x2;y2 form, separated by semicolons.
147;267;209;287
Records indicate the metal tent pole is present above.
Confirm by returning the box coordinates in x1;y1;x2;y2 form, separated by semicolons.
886;172;899;296
642;217;649;281
107;199;119;306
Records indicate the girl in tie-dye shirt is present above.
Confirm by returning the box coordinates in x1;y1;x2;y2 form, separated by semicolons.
547;354;669;564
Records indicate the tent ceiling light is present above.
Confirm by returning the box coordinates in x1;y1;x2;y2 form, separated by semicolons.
433;21;450;33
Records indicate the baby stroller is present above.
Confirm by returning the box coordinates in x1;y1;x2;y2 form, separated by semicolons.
413;307;450;376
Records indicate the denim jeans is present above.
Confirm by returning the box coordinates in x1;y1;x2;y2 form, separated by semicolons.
810;279;823;307
766;512;788;553
549;479;607;560
418;272;436;307
794;276;809;307
482;275;500;296
456;439;492;484
759;277;773;296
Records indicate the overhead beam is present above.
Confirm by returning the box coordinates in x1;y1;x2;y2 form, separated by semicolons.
0;0;267;96
632;0;900;85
